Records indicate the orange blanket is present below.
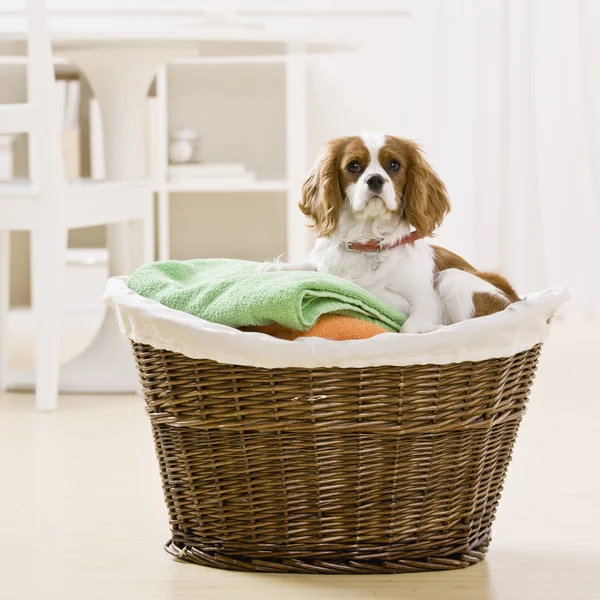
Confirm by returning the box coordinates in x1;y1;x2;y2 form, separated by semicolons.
243;314;389;341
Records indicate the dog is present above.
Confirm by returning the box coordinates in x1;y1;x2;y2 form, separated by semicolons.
264;133;519;333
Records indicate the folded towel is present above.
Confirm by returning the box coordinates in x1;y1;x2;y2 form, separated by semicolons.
243;314;389;341
127;258;406;332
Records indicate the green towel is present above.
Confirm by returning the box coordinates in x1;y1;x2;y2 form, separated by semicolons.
127;258;406;332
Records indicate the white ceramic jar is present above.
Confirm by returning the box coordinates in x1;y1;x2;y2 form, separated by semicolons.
169;127;199;164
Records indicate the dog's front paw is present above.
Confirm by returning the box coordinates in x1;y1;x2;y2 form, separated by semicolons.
258;261;284;273
258;260;316;273
400;318;442;334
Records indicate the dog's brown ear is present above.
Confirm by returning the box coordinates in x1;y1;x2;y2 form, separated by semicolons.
300;138;346;237
403;142;450;237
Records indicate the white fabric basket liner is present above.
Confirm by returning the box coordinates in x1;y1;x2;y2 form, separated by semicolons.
105;276;569;369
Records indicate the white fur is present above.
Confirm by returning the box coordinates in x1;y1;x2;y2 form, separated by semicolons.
304;207;440;333
437;268;508;325
346;132;397;215
264;134;508;333
264;212;444;333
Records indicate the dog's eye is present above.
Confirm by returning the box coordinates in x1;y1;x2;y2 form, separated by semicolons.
388;160;401;172
347;161;362;173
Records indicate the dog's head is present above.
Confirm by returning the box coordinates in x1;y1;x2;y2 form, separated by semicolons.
300;133;450;238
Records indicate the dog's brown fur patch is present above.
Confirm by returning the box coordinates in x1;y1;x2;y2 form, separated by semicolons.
472;292;512;318
432;245;520;316
432;245;475;272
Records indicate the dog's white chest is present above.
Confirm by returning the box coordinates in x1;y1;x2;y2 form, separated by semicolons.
324;248;394;291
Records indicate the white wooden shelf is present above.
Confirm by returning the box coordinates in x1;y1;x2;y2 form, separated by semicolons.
0;56;69;66
151;48;310;263
164;179;288;193
170;55;286;66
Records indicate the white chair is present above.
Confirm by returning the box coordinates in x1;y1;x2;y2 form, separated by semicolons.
0;0;154;411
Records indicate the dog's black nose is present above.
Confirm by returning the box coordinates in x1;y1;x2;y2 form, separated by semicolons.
366;174;385;190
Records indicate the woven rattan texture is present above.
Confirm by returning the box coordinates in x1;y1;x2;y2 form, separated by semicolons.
133;342;541;574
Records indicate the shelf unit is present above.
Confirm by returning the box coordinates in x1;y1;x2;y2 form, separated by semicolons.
151;50;312;262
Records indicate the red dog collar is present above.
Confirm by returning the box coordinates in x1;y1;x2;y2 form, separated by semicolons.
344;231;422;253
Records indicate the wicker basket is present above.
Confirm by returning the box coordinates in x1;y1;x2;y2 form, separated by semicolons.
107;278;567;575
132;341;543;574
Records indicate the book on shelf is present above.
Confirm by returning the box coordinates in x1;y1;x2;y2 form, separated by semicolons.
61;129;80;181
63;79;80;179
55;78;81;179
147;96;159;182
55;80;67;131
89;97;106;180
64;79;80;131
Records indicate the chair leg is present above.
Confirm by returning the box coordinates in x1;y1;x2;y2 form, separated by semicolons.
30;226;67;411
0;230;9;393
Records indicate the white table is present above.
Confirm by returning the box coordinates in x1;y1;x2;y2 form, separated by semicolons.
2;26;345;393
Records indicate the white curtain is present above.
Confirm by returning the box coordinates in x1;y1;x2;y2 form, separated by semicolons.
413;0;600;317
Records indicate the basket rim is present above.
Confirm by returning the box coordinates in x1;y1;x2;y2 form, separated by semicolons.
106;277;568;370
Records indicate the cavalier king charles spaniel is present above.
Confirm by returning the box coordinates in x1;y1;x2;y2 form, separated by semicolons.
265;133;519;334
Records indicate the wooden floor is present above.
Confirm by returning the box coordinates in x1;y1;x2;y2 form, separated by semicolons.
1;317;599;600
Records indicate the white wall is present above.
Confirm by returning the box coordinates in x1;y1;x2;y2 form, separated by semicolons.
289;18;419;154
